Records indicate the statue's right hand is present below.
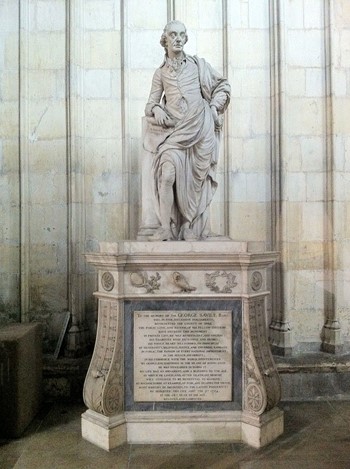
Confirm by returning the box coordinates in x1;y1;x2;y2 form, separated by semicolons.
153;106;171;127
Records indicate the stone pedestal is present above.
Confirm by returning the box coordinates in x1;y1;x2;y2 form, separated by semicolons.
82;241;283;450
137;117;160;241
0;323;42;437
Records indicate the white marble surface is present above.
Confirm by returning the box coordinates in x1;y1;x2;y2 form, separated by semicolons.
82;242;282;450
82;410;126;451
81;409;283;449
99;240;249;255
242;408;284;448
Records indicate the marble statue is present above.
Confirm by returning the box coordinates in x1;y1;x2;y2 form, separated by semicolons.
144;20;230;241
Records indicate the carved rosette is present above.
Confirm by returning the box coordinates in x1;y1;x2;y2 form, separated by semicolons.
83;300;123;416
243;297;281;415
101;271;115;292
250;271;263;291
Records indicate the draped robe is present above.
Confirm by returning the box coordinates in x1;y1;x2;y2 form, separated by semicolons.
144;55;230;239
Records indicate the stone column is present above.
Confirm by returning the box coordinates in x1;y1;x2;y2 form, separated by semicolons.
321;0;344;353
268;0;295;356
65;0;89;356
1;1;20;323
19;0;70;335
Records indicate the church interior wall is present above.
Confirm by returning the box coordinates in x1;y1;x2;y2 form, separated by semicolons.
0;0;349;356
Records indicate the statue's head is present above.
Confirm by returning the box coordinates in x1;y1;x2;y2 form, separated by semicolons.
160;20;188;55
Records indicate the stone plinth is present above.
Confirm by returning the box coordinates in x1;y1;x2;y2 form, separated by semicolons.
0;323;42;437
82;241;283;450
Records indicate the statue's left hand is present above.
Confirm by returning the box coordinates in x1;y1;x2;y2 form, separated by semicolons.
211;105;218;122
215;94;227;108
211;105;223;129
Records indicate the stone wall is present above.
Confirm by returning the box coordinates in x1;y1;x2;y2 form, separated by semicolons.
0;1;20;323
0;0;349;356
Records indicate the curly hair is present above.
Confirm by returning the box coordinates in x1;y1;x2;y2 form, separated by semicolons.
160;20;188;50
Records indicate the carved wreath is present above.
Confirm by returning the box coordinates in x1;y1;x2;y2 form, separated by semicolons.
130;271;161;293
205;271;238;293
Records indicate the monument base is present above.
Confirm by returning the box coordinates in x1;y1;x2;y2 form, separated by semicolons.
82;241;283;451
242;408;284;448
82;410;126;451
82;408;283;450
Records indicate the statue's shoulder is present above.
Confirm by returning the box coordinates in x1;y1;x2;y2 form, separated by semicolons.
158;56;167;69
185;55;203;66
192;55;207;65
191;55;212;73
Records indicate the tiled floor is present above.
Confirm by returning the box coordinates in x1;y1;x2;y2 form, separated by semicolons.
1;401;350;468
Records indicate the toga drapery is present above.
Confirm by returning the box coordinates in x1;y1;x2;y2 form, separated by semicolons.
144;54;231;239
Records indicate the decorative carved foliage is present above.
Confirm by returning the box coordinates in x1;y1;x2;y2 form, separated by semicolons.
83;300;123;416
101;271;114;291
243;297;281;415
205;271;237;293
130;271;161;293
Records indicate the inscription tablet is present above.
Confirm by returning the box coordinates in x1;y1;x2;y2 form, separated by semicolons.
134;310;232;402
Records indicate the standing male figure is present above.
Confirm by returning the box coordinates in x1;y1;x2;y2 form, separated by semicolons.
145;20;230;241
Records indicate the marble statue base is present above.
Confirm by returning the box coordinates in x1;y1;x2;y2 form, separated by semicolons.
82;408;283;450
82;241;283;450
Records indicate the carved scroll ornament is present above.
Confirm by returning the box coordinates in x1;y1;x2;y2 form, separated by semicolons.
83;300;123;416
243;297;281;415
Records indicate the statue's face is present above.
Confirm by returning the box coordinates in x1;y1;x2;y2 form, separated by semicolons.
165;22;186;54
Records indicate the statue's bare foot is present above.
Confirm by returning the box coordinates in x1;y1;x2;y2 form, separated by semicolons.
149;227;173;241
